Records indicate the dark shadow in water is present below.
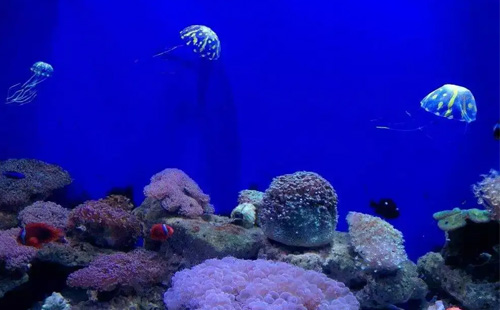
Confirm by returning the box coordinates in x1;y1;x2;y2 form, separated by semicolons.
0;261;77;310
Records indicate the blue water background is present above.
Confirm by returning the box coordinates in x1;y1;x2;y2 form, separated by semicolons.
0;0;498;260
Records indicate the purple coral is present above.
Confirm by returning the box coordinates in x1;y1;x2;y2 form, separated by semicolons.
18;201;70;230
259;171;338;247
164;257;359;310
472;169;500;220
347;212;407;271
0;228;38;271
68;199;142;250
143;168;212;218
0;159;72;212
66;249;168;292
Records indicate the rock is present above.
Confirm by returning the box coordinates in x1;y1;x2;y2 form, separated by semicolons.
159;216;265;267
259;231;427;308
418;252;500;310
37;240;115;267
0;159;72;213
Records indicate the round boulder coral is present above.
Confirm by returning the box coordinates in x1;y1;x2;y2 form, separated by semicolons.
259;171;338;247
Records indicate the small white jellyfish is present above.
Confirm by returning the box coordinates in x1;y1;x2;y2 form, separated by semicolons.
6;61;54;105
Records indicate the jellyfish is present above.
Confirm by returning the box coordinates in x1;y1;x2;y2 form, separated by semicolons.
153;25;221;61
6;61;54;105
375;84;477;132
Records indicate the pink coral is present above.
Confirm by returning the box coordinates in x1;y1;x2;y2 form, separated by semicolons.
143;168;212;218
67;249;168;292
472;169;500;220
164;257;360;310
347;212;407;271
0;228;38;271
18;201;70;230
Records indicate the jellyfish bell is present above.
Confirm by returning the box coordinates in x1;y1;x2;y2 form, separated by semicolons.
375;84;477;133
152;24;221;61
5;61;54;105
421;84;477;123
31;61;54;78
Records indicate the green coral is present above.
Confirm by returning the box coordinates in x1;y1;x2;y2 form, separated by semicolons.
433;208;492;231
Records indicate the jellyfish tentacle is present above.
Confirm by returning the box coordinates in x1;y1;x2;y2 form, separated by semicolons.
153;44;184;58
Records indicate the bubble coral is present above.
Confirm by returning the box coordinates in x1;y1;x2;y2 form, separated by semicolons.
67;249;168;292
143;168;213;218
67;199;142;250
259;171;338;247
472;169;500;220
347;212;408;271
164;256;360;310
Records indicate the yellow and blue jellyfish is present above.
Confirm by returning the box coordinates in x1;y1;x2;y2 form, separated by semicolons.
420;84;477;123
376;84;477;132
6;61;53;105
154;25;221;61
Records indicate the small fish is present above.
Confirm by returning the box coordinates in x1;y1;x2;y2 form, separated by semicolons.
150;223;174;241
370;198;400;219
494;122;500;140
2;170;25;179
17;223;65;248
135;236;145;248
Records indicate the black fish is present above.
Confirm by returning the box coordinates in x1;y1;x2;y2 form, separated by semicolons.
2;171;25;179
494;122;500;140
248;183;260;191
370;198;400;219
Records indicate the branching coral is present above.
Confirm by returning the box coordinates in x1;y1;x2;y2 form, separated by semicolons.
143;168;213;218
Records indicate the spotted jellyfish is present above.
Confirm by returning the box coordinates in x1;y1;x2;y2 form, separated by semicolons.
153;25;221;61
6;61;54;105
376;84;477;132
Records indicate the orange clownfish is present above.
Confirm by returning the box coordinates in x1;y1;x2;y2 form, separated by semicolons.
17;223;65;248
150;223;174;241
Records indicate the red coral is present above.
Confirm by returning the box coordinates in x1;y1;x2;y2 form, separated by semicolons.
143;168;212;218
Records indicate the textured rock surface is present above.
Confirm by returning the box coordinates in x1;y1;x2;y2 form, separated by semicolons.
0;159;72;213
37;240;115;267
259;231;427;309
259;171;338;247
418;252;500;310
160;216;265;267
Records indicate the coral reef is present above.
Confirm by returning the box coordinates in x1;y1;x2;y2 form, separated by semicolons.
418;252;499;310
159;216;265;267
473;169;500;220
238;189;264;207
259;231;427;309
0;228;38;297
0;159;72;213
347;212;408;272
143;168;213;218
164;256;360;310
433;207;492;231
230;202;257;228
67;249;168;293
67;197;142;250
259;171;338;247
18;201;70;230
41;292;71;310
